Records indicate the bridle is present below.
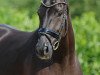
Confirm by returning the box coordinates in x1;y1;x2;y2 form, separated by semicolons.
41;0;67;8
38;0;68;50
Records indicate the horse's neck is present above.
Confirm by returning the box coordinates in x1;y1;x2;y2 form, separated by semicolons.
52;33;75;63
36;57;82;75
58;36;76;72
49;35;82;75
60;35;75;65
48;56;82;75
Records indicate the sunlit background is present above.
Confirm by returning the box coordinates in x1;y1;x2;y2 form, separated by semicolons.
0;0;100;75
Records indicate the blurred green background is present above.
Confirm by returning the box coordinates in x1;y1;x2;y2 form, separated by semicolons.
0;0;100;75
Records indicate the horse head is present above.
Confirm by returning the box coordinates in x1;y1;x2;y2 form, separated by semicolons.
36;0;69;60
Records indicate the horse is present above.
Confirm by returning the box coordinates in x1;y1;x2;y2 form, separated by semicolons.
35;0;83;75
0;24;55;75
0;0;83;75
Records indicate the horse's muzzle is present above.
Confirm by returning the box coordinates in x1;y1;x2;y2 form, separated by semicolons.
36;36;53;60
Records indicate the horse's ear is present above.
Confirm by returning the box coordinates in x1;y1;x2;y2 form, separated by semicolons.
66;4;75;54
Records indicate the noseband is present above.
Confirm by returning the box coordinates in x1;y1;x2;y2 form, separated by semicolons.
38;0;68;50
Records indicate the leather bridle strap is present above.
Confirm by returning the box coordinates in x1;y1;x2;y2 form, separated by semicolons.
38;28;60;40
41;0;67;8
38;28;61;50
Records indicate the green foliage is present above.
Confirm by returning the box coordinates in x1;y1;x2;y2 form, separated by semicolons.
73;12;100;75
69;0;100;21
0;7;39;31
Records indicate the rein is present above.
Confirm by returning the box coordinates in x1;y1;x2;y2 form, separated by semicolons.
38;0;68;50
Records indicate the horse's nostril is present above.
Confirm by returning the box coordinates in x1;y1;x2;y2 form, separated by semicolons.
46;47;49;53
44;46;49;53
